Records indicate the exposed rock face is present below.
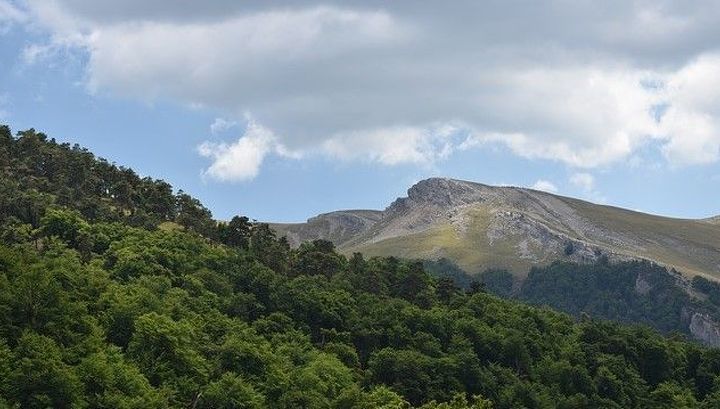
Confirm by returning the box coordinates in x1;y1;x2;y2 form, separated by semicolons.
402;178;490;208
270;210;382;248
269;177;720;278
690;313;720;346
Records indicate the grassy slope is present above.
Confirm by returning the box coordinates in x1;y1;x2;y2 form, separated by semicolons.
343;199;720;279
343;206;553;275
566;198;720;279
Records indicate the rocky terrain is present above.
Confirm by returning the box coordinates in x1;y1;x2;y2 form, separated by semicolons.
706;216;720;225
271;209;382;248
272;177;720;279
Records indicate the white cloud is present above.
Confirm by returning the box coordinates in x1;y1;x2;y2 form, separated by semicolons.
531;180;558;193
198;120;295;181
210;118;237;135
322;124;459;166
15;1;720;178
570;173;595;192
458;67;663;168
657;54;720;165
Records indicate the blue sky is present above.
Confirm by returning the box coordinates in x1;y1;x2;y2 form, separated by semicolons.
1;1;719;222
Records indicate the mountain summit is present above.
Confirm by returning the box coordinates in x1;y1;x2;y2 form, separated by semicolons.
272;178;720;278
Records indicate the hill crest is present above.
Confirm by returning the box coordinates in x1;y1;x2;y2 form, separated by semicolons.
271;177;720;279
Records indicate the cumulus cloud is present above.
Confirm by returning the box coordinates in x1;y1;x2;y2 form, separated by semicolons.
198;120;297;181
531;180;558;193
210;118;237;135
657;54;720;165
457;66;664;167
322;124;459;165
15;0;720;178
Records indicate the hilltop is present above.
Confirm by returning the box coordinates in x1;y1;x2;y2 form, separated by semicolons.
272;177;720;279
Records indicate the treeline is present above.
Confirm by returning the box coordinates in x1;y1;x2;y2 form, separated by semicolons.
692;276;720;307
0;125;216;235
3;126;720;408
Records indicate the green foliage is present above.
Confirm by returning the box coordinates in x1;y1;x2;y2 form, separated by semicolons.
217;215;252;249
424;258;474;289
693;275;720;306
2;126;720;408
0;219;719;408
0;126;226;237
518;261;709;334
77;348;167;408
419;393;493;409
9;332;84;408
436;258;720;342
293;239;346;278
478;269;514;298
198;373;265;409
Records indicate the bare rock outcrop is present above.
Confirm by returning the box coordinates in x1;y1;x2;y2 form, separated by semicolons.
270;210;382;248
690;313;720;346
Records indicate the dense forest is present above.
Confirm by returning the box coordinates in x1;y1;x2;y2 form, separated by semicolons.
3;125;720;408
519;261;710;335
0;126;217;236
445;259;720;340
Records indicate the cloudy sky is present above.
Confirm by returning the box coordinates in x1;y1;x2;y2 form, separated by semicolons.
1;0;719;221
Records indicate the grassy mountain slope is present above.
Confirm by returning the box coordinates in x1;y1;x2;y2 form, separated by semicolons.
273;178;720;279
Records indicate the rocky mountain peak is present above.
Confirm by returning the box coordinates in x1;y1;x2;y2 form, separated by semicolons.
404;177;490;207
271;176;720;283
380;177;499;225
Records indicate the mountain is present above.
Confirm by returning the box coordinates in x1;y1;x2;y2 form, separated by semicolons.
272;177;720;279
271;209;382;247
706;216;720;225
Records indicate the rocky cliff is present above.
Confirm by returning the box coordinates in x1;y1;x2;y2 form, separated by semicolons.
690;313;720;346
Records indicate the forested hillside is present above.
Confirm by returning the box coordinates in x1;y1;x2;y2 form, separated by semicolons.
3;126;720;408
459;260;720;345
0;125;216;236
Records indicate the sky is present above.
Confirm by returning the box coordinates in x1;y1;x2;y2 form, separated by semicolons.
0;1;719;222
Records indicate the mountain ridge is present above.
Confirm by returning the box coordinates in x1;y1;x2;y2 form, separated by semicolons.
271;177;720;279
706;215;720;224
